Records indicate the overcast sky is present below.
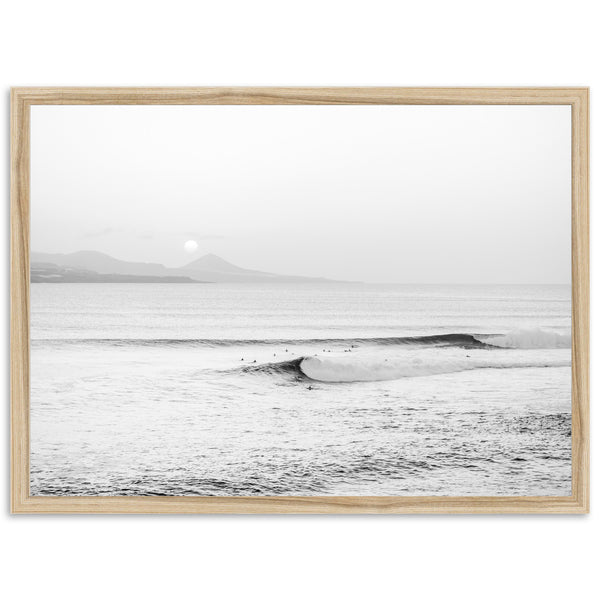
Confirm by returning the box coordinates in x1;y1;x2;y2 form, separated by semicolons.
31;104;571;284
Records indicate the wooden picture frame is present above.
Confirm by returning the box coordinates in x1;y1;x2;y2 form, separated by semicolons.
11;87;589;514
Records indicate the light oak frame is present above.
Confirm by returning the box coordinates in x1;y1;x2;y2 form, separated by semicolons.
10;87;589;514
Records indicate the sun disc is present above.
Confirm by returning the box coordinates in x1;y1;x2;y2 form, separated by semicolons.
184;240;198;253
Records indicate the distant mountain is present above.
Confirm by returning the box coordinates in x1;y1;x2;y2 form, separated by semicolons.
31;251;169;277
177;253;337;283
31;262;200;284
31;251;346;283
183;253;251;274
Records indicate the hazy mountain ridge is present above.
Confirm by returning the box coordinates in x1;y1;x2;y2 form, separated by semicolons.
177;253;338;283
31;251;345;283
32;251;170;277
31;262;201;284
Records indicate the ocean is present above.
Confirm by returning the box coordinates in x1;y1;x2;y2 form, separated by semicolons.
30;282;572;496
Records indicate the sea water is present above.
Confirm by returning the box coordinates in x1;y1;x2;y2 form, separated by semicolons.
30;283;572;496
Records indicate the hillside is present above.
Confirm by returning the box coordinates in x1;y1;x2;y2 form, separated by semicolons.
31;251;345;283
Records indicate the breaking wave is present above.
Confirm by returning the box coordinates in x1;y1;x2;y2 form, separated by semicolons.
35;330;569;350
475;328;571;349
242;354;571;383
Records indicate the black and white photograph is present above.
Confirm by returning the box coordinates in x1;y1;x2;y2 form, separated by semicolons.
4;0;599;596
29;104;572;497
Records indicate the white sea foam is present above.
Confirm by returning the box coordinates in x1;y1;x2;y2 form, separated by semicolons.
479;328;571;349
299;354;571;383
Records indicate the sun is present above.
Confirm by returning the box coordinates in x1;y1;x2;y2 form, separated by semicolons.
184;239;199;253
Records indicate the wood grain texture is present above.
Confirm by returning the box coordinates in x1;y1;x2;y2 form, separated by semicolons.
8;87;589;106
10;495;589;514
11;88;30;514
10;87;590;514
570;90;590;513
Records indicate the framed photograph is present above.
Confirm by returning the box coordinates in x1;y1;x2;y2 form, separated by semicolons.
11;87;589;514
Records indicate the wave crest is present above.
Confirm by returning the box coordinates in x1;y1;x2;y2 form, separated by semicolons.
240;354;571;383
299;356;569;383
479;328;571;349
33;329;570;350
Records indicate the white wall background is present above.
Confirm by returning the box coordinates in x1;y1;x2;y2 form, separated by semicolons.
1;1;596;599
